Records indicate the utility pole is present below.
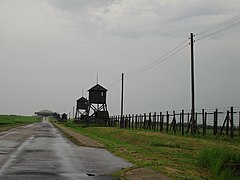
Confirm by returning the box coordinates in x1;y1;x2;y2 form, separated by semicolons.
120;73;124;128
68;112;71;122
73;106;75;120
190;33;196;134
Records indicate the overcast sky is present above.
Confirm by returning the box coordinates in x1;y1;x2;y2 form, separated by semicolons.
0;0;240;116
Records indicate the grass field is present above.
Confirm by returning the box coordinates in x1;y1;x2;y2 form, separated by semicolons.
0;115;40;131
62;122;240;179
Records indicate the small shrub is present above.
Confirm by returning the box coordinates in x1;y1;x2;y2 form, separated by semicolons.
197;147;240;179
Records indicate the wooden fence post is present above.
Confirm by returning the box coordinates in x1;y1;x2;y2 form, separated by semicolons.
239;112;240;137
202;109;206;135
166;111;169;133
195;112;198;132
112;116;114;127
180;112;182;132
231;107;234;139
213;110;216;135
140;114;142;130
149;113;152;130
157;114;159;131
226;111;229;135
216;109;218;135
173;111;176;133
124;115;127;128
135;114;138;130
153;112;156;130
219;111;231;136
182;110;184;135
205;112;208;135
144;113;146;129
160;112;163;132
131;114;134;129
213;109;218;135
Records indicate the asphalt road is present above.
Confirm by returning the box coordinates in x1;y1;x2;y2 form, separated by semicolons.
0;118;132;179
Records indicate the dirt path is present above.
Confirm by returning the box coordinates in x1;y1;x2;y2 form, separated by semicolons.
124;167;170;180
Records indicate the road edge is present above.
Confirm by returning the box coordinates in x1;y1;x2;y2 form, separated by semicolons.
52;122;104;148
52;122;170;180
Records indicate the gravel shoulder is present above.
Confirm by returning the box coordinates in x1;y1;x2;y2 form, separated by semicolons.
52;122;104;148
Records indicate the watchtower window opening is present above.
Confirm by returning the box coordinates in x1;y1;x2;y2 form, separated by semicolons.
101;92;104;97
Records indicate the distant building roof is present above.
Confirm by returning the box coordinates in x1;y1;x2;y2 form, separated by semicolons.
88;84;108;92
35;109;55;116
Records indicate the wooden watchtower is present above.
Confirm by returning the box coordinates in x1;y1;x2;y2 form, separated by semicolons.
75;97;89;121
88;84;109;123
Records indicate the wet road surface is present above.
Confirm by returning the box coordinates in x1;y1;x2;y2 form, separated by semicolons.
0;119;132;179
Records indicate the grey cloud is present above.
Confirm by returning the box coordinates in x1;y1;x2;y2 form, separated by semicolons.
46;0;240;39
167;1;221;21
48;0;118;11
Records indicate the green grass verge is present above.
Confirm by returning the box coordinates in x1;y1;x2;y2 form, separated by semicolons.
197;147;240;180
0;115;41;130
61;123;240;179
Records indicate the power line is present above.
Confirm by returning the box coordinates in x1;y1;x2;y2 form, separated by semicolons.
107;76;120;87
196;14;240;36
107;14;240;90
126;38;189;78
196;21;240;41
129;44;189;78
107;75;121;89
108;80;120;89
195;14;240;41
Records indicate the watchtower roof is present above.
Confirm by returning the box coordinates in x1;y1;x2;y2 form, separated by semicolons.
88;84;107;92
77;97;88;102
